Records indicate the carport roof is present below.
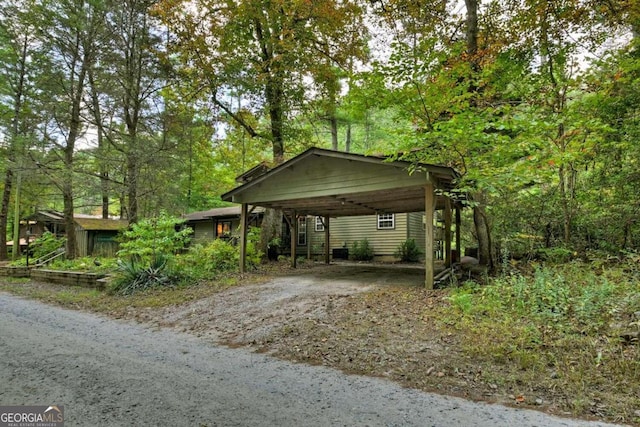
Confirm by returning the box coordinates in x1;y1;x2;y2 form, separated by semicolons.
221;148;461;217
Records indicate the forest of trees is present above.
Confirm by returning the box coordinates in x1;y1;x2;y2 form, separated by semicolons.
1;0;639;262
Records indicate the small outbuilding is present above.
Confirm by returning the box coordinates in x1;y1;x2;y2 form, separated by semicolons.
74;217;128;257
222;147;464;288
16;210;128;257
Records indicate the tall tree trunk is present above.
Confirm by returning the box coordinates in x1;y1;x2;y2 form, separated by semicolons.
473;205;494;269
255;15;285;163
327;65;339;151
261;71;285;254
0;33;28;260
63;71;87;260
123;94;140;224
120;0;150;223
63;179;78;259
558;162;578;244
11;172;20;260
261;73;285;253
266;76;285;163
101;167;110;218
126;153;138;223
259;208;283;258
62;24;91;259
0;170;14;260
88;68;110;219
473;192;495;268
123;88;140;224
330;115;338;151
622;220;631;250
464;0;479;60
345;123;352;153
464;0;494;270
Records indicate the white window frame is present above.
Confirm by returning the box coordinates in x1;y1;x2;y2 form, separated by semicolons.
297;217;307;246
377;213;395;230
315;216;325;232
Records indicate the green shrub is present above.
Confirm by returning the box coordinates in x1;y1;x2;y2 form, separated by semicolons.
110;254;179;295
246;226;263;267
179;239;238;279
351;239;374;261
394;239;423;262
175;227;262;281
536;247;573;263
117;213;192;262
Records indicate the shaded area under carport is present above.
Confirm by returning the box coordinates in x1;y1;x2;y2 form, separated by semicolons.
271;261;450;289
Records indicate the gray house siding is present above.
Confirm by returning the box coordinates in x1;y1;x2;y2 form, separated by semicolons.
407;212;426;253
297;214;410;261
192;221;214;243
192;218;243;243
185;207;263;246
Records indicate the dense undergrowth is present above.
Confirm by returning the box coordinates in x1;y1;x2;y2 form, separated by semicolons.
444;258;640;421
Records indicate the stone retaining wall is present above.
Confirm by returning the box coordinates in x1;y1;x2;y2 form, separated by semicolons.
0;266;105;289
0;266;31;278
30;270;106;289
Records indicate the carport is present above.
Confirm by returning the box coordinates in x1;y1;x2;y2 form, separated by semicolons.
221;148;463;288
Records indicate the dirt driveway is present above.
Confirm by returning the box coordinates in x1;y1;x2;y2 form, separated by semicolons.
153;262;426;345
137;262;629;425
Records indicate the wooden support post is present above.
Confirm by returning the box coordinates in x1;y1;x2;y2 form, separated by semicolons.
444;197;452;267
425;182;435;289
306;215;312;260
455;205;462;263
239;203;248;274
324;216;330;264
291;212;297;268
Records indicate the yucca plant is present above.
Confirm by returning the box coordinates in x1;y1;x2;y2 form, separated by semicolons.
110;254;174;295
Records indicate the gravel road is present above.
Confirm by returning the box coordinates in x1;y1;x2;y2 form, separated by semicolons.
0;293;622;427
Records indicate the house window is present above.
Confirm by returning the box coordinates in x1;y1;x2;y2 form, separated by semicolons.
377;213;395;230
298;217;307;246
315;216;325;232
216;221;232;238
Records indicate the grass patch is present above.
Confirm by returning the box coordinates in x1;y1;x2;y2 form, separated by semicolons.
0;273;243;317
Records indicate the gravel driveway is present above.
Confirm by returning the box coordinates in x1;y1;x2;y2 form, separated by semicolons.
0;293;621;427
